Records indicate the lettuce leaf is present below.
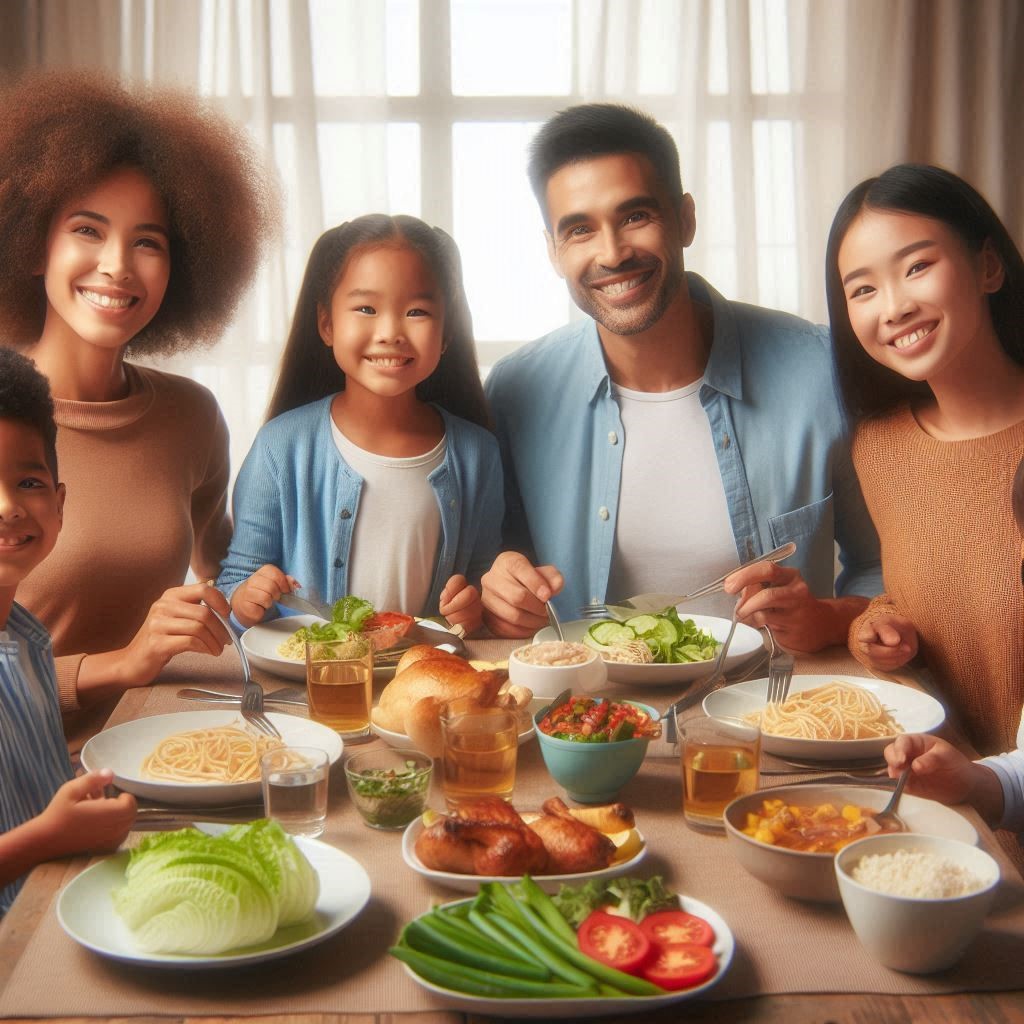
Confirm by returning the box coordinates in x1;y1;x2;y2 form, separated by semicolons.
113;821;319;954
550;875;678;928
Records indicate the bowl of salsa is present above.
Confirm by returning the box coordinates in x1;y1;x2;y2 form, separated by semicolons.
534;696;661;803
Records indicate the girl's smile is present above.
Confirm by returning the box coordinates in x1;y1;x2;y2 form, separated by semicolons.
41;167;170;354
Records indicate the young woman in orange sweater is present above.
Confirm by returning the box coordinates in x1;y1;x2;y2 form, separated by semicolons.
825;164;1024;756
0;70;277;749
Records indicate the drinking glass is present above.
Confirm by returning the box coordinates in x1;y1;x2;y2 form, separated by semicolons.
678;711;760;830
305;634;373;739
260;745;329;838
439;698;518;809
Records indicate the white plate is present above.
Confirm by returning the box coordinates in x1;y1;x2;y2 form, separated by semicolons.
704;674;946;761
400;893;733;1016
401;815;647;892
56;836;370;968
242;615;460;681
80;710;344;806
534;615;764;687
371;717;536;749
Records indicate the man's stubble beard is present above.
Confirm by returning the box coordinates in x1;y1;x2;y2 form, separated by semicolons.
570;259;684;338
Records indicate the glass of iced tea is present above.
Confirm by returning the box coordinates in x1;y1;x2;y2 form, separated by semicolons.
439;698;518;809
678;711;760;830
305;634;373;739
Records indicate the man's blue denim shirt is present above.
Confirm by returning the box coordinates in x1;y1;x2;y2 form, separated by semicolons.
485;274;882;619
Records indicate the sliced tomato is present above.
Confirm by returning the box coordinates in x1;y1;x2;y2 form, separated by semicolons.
639;909;715;948
363;611;414;635
577;911;652;975
641;942;717;991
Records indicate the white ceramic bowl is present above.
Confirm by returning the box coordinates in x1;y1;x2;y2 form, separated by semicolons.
723;784;978;903
835;832;1000;973
509;642;607;699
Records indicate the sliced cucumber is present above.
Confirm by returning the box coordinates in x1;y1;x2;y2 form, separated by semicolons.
622;615;661;637
584;621;636;650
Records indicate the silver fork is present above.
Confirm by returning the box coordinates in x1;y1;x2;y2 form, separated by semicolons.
580;541;797;619
765;630;795;705
203;601;281;739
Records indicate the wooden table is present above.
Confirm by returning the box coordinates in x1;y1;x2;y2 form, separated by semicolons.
2;642;1022;1024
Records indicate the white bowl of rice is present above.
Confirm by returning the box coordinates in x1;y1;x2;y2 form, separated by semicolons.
835;832;1000;973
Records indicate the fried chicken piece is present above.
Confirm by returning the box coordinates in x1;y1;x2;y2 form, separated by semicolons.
414;798;549;876
528;797;616;873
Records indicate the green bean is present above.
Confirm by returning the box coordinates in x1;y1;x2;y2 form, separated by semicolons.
483;909;598;991
517;875;578;945
389;945;591;999
467;908;542;966
403;918;550;981
424;909;510;957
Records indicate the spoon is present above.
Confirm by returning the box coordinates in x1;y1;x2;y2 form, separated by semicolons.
874;766;911;832
546;601;565;641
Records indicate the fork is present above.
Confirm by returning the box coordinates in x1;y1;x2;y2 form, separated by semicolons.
765;650;795;706
580;541;797;619
203;601;281;739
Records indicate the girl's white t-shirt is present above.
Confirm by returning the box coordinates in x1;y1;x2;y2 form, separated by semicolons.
607;379;738;617
331;421;445;614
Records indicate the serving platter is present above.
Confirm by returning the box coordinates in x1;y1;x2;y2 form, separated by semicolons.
80;710;344;806
56;837;370;968
704;674;945;761
401;815;647;892
242;615;462;681
533;614;764;687
399;893;734;1016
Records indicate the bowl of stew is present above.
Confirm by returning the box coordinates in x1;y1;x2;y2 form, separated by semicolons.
723;784;978;903
534;695;660;804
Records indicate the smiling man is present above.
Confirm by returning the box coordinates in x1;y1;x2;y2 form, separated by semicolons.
482;103;881;649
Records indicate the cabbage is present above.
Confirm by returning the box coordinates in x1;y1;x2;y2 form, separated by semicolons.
113;820;319;954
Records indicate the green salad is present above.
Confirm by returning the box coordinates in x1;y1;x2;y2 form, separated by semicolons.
583;608;721;664
346;760;431;829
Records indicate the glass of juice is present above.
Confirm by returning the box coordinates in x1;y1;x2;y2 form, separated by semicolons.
439;698;518;809
260;745;330;838
305;634;374;740
678;711;760;830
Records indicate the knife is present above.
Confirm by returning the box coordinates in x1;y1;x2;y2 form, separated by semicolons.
134;804;265;830
277;591;332;619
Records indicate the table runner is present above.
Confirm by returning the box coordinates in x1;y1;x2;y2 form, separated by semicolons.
3;646;1023;1018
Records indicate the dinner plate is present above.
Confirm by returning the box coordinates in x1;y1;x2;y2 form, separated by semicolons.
56;836;371;968
371;717;536;749
399;893;733;1016
401;815;647;892
80;710;344;807
703;674;946;761
242;615;462;681
533;614;764;687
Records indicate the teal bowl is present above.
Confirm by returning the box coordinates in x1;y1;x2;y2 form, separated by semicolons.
534;700;659;804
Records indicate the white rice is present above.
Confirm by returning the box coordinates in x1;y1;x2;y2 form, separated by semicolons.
851;849;985;899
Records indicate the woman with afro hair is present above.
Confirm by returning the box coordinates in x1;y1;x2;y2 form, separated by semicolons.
0;69;278;751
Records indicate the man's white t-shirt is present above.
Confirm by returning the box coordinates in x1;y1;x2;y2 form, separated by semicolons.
332;421;444;613
607;379;739;616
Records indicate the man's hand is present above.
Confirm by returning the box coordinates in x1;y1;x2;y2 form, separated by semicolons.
851;613;919;672
725;561;864;652
481;551;564;638
439;575;483;636
230;565;298;628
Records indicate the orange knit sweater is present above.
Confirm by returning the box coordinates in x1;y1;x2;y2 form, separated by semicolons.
849;404;1024;756
17;364;231;748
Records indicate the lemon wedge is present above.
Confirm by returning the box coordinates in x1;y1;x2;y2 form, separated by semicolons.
421;809;442;828
470;659;508;672
608;828;643;864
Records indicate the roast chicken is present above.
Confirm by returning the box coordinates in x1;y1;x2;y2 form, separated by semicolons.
414;796;619;876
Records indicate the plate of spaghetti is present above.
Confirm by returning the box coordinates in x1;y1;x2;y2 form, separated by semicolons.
81;711;344;806
702;675;945;761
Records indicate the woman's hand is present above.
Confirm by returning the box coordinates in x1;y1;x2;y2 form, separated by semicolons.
851;612;919;671
439;575;483;636
230;565;298;628
481;551;564;638
725;561;867;652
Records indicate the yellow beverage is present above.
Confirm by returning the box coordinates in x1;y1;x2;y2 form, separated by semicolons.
440;704;518;808
683;743;759;826
305;636;373;736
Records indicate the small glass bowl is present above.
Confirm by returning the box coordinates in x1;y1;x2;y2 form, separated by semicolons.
344;747;433;830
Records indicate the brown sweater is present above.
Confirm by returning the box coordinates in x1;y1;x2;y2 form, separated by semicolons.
17;364;231;746
849;404;1024;756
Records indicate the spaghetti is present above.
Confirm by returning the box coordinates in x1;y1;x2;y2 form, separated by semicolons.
748;681;904;741
142;724;284;783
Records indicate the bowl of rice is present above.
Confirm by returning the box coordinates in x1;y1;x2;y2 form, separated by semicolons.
835;832;1000;973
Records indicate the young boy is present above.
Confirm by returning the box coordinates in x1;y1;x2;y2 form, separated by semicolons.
0;349;135;914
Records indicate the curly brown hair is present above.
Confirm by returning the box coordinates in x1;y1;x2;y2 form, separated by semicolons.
0;69;279;356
